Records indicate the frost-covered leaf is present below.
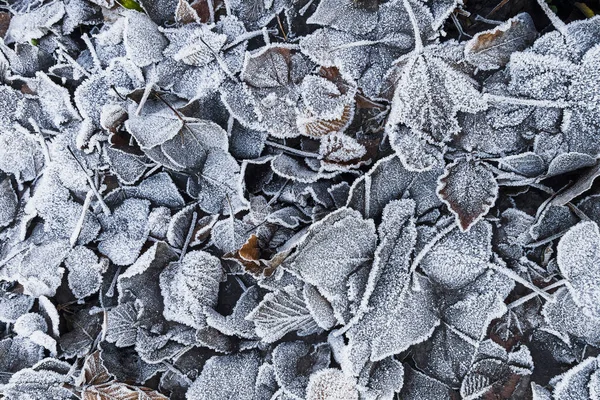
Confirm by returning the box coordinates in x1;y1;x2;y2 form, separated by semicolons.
1;358;74;400
437;159;499;232
160;250;224;329
4;2;65;44
187;149;247;214
104;146;147;185
557;221;600;317
204;286;260;340
18;241;70;297
0;337;43;385
123;10;167;67
185;352;261;400
465;13;537;70
347;154;442;219
272;341;330;399
105;302;142;348
399;365;458;400
553;356;598;400
98;198;150;266
420;221;493;290
388;43;487;143
0;178;18;228
306;368;359;400
346;200;438;371
282;207;377;321
117;242;178;323
307;0;378;35
389;124;443;172
543;287;600;347
0;130;45;182
64;246;106;299
246;286;321;343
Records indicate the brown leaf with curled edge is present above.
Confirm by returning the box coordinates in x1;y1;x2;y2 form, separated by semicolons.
437;159;499;232
224;234;284;277
77;351;111;387
464;13;537;71
175;0;200;24
298;104;355;137
239;234;261;262
77;351;168;400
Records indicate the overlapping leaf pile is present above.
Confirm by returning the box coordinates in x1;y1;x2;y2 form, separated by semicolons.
0;0;600;399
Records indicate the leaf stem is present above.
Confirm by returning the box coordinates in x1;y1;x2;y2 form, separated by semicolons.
403;0;423;53
485;93;570;109
70;189;94;247
489;263;552;301
535;0;568;36
265;140;320;158
508;279;567;309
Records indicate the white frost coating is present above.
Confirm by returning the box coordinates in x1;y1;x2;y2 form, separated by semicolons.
123;10;167;67
306;368;359;400
160;250;224;329
246;286;320;343
557;221;600;318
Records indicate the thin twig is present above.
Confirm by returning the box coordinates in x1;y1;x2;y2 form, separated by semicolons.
67;146;111;216
70;190;94;247
265;140;320;159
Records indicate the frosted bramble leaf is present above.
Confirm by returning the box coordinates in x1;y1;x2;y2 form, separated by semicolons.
543;288;600;348
443;271;513;341
498;152;546;178
160;250;225;329
64;246;106;299
1;358;75;400
297;76;355;138
465;13;537;71
29;72;81;128
18;241;70;297
562;44;600;156
224;0;290;30
437;159;499;232
388;43;487;143
0;178;18;228
557;221;600;317
14;313;47;338
166;203;196;249
282;207;376;321
97;198;150;266
4;2;65;44
0;130;45;183
185;352;261;400
420;221;492;290
346;154;442;219
272;342;330;399
246;286;321;343
530;205;577;242
59;309;102;359
123;10;167;67
125;109;184;150
306;368;358;400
